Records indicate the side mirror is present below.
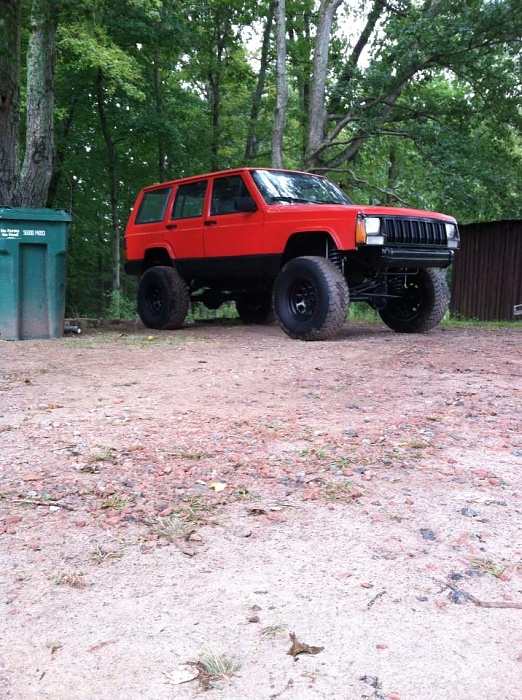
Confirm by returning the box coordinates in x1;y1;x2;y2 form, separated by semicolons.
234;196;257;212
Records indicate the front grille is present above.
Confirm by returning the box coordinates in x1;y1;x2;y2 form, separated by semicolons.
383;217;447;246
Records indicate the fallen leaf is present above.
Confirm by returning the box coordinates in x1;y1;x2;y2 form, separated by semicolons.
287;632;324;657
454;494;498;505
209;482;227;492
248;508;267;516
164;664;200;685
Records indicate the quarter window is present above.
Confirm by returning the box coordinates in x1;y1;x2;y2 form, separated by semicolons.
135;187;172;223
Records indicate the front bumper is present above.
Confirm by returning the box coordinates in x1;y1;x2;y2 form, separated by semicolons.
364;246;454;269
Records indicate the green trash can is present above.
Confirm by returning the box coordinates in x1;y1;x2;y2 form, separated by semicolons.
0;207;71;340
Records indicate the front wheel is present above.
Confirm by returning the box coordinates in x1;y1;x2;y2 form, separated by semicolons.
137;266;189;330
378;268;449;333
273;256;350;341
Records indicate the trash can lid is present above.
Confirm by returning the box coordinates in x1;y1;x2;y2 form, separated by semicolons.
0;207;72;222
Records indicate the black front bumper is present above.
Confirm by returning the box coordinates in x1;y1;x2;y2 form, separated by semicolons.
364;246;454;269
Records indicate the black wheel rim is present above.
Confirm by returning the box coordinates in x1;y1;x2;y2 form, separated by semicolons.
289;279;316;319
392;283;421;321
147;286;164;316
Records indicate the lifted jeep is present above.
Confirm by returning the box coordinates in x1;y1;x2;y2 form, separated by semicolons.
124;168;459;341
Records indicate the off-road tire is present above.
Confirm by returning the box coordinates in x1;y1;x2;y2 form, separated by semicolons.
273;256;350;341
236;292;275;324
137;266;189;330
378;268;449;333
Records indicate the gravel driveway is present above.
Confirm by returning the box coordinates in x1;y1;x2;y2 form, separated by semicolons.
1;320;521;699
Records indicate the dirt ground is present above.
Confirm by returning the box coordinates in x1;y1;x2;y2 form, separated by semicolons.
1;318;521;700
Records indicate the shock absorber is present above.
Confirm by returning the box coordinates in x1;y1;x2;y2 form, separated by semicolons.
327;241;343;269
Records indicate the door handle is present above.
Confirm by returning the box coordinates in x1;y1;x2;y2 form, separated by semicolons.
166;223;177;229
204;220;217;226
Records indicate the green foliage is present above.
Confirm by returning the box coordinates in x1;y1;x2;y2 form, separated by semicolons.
106;289;137;319
5;0;519;312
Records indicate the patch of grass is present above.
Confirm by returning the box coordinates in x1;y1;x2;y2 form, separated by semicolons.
299;447;328;460
383;448;406;460
187;301;239;323
334;456;354;469
90;447;115;462
321;480;364;502
147;515;194;542
444;315;520;329
260;620;287;638
408;438;430;449
470;557;508;579
172;449;211;460
90;545;125;564
348;303;379;321
100;494;133;510
49;571;85;588
232;486;257;501
196;649;240;685
174;495;216;525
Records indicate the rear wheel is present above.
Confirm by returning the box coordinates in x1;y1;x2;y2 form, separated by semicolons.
137;266;189;330
236;292;275;324
273;256;350;341
378;268;449;333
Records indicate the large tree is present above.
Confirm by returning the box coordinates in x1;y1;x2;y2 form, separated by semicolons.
3;0;520;317
303;0;522;180
0;0;58;207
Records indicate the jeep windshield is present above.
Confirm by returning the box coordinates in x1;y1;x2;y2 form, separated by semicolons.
251;169;352;206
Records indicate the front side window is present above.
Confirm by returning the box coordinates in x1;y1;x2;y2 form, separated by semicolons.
251;170;352;205
210;175;251;215
172;181;208;219
135;187;172;223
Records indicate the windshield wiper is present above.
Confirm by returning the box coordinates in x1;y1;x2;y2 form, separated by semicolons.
271;196;312;203
271;196;341;205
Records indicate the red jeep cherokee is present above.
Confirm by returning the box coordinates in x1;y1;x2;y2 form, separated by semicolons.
124;168;459;340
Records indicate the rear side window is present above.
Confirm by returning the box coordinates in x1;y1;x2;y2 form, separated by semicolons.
135;187;172;224
172;181;208;219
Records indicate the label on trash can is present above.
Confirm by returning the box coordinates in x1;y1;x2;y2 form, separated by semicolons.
22;229;46;237
1;227;21;238
1;227;46;238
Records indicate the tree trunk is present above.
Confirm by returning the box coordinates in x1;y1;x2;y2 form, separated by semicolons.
208;70;221;172
152;58;167;182
46;95;77;208
328;0;384;115
305;0;343;165
384;146;397;205
0;0;21;205
271;0;287;168
244;1;274;163
20;0;57;207
96;70;120;293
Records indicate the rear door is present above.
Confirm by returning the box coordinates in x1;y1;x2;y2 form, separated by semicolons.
167;179;207;259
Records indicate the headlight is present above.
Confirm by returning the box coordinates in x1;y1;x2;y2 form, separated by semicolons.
445;223;460;249
365;217;381;235
356;216;385;245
